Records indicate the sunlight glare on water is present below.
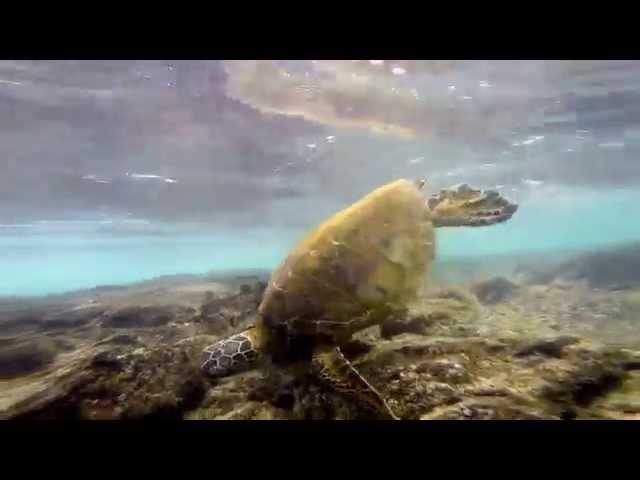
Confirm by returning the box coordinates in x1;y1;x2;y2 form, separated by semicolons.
2;60;640;297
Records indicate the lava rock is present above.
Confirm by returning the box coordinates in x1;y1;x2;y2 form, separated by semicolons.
95;334;141;347
7;340;208;420
254;281;268;295
415;359;470;383
272;386;296;411
102;305;191;329
380;315;432;339
340;339;374;359
472;277;519;305
621;360;640;371
531;244;640;289
200;288;261;336
0;317;38;334
540;361;626;408
39;306;104;331
0;337;59;378
515;336;580;359
91;349;127;370
421;399;549;420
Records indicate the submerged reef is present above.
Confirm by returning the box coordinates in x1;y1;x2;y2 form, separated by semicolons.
2;267;640;420
521;242;640;290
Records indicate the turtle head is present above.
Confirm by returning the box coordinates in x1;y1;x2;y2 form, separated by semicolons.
201;326;266;378
427;183;518;227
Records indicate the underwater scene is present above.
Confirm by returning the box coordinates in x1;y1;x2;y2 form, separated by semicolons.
2;60;640;420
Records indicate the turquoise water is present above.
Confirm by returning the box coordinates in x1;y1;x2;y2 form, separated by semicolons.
2;186;640;297
437;186;640;259
0;228;295;297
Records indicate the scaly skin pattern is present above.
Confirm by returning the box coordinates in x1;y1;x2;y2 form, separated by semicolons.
201;326;266;377
428;183;518;227
312;346;399;420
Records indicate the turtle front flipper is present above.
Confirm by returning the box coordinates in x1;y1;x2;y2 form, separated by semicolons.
201;326;266;378
428;183;518;227
312;346;399;420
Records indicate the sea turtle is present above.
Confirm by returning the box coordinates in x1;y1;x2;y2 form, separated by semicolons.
200;179;518;419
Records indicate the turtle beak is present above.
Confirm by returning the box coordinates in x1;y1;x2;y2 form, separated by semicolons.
468;200;518;226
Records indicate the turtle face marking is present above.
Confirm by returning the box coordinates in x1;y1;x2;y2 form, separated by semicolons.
428;184;518;227
201;333;260;378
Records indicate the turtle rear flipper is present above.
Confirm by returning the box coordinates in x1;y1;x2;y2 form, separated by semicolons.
312;346;399;420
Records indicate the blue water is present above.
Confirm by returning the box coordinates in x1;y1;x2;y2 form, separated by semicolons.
2;186;640;297
0;228;296;297
437;186;640;259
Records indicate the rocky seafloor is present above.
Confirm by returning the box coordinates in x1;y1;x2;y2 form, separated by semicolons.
2;252;640;421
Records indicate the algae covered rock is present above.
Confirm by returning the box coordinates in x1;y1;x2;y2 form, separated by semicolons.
0;336;63;379
385;286;481;339
5;268;640;421
589;371;640;418
6;325;640;421
514;336;580;359
471;276;519;305
528;243;640;290
39;306;105;331
94;333;142;347
4;336;211;420
421;398;550;420
199;287;262;335
102;305;195;329
621;289;640;323
380;314;432;339
537;359;627;413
